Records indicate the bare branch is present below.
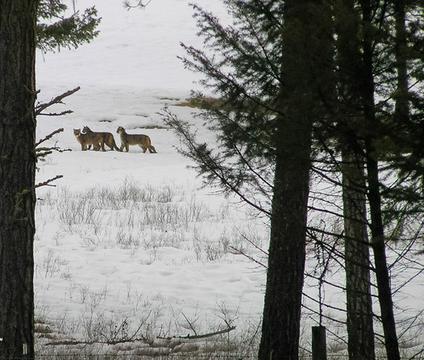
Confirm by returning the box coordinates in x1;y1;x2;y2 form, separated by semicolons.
37;110;73;117
45;336;148;346
180;312;198;336
35;128;64;148
158;325;236;340
35;175;63;189
229;245;267;268
35;87;80;116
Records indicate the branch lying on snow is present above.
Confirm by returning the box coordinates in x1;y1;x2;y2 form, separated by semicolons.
35;87;80;116
45;325;236;347
158;325;236;340
46;313;152;346
45;336;148;347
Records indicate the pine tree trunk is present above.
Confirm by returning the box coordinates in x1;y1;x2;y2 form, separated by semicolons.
334;1;376;358
394;0;409;123
0;1;38;358
258;97;313;359
365;149;400;360
360;1;400;359
258;94;312;360
342;151;375;360
258;0;333;358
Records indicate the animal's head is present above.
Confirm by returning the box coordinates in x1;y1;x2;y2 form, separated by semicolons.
73;129;81;136
117;126;125;134
82;126;92;133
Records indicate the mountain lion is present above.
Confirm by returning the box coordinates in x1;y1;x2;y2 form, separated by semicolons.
116;126;157;153
73;129;101;151
83;126;121;151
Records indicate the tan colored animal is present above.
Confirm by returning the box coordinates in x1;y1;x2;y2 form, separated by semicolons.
73;129;101;151
83;126;121;151
116;126;157;153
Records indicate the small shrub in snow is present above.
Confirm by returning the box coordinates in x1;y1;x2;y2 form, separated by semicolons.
37;249;67;278
116;229;140;249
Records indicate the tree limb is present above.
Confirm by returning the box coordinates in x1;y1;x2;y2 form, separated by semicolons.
158;325;236;340
35;175;63;188
35;87;80;116
35;128;64;148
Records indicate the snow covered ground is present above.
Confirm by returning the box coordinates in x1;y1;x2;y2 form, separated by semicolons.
34;0;424;356
35;0;267;353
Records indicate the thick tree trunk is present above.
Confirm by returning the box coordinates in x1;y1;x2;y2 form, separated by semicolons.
258;0;333;358
0;1;38;358
258;101;313;359
334;1;376;358
342;151;375;360
360;1;400;359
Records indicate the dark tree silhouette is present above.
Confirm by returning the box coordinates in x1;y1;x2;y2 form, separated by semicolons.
0;1;38;357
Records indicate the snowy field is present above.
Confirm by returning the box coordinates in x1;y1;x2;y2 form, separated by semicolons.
34;0;424;357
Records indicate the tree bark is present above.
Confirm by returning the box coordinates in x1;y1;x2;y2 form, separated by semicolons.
258;0;333;358
334;1;376;358
342;151;375;360
0;1;38;358
360;1;400;359
365;145;400;360
393;0;409;124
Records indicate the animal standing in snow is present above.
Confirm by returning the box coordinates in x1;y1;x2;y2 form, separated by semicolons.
73;128;101;151
82;126;121;151
116;126;157;153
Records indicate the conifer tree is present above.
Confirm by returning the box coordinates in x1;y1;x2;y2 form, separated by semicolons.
0;1;38;357
328;1;423;358
333;1;376;358
164;1;334;358
37;0;100;53
1;2;99;358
